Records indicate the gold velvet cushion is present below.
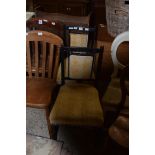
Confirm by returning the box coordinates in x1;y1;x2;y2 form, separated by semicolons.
49;83;104;126
102;78;129;108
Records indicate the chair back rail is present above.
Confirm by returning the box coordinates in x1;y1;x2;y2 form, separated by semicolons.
26;30;63;79
64;25;97;48
60;46;104;85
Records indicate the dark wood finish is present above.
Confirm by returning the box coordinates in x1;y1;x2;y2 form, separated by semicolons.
64;25;96;47
26;0;34;11
97;24;129;77
26;18;64;38
33;0;91;16
35;11;91;26
91;0;106;25
60;46;104;84
27;0;107;25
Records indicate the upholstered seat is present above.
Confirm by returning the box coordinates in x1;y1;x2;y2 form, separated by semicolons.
103;86;129;107
102;78;129;110
50;83;104;126
26;78;56;108
109;116;129;148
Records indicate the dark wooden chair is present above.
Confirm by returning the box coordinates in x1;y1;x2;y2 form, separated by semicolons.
101;31;129;124
102;66;129;128
26;17;64;38
26;30;63;138
103;67;129;154
64;25;96;48
49;46;104;139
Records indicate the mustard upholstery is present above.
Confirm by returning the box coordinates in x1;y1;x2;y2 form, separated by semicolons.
57;55;95;83
103;78;129;108
49;83;104;126
57;33;92;84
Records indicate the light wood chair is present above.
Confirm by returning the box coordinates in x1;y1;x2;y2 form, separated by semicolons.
26;30;63;138
49;46;104;139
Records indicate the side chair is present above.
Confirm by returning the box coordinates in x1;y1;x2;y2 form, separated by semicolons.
49;46;104;139
56;25;97;83
26;30;63;138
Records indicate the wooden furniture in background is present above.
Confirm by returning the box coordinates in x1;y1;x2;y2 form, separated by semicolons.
26;30;63;138
35;11;91;26
26;0;107;25
26;0;34;11
33;0;91;16
91;0;106;25
26;17;64;38
96;24;128;114
97;24;129;77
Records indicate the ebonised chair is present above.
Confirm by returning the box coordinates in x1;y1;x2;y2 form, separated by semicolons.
49;46;104;139
103;67;129;154
102;31;129;125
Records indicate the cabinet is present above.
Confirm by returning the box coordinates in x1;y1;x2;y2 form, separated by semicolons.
26;0;107;25
31;0;90;16
59;2;89;16
92;0;106;24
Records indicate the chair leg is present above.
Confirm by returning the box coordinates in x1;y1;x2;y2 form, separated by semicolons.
51;125;59;140
103;129;110;154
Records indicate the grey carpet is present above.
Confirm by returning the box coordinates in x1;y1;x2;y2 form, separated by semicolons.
26;134;63;155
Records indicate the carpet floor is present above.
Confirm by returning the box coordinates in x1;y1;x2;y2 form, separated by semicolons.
26;134;63;155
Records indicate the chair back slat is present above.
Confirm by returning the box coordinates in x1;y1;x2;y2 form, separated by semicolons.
48;44;54;78
26;30;63;79
53;46;60;80
34;41;39;77
41;42;47;77
26;40;32;78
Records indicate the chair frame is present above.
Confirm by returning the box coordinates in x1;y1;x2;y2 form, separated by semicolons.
60;46;104;85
